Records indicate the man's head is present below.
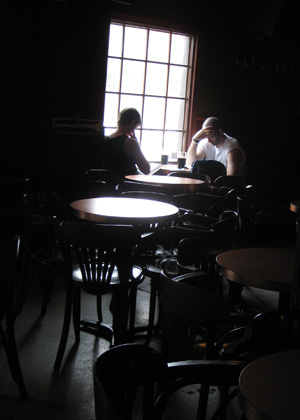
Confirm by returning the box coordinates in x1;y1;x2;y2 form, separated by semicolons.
118;108;141;130
202;117;224;146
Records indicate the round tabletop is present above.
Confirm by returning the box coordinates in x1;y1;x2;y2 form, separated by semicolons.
238;349;300;420
70;196;179;224
125;174;205;193
290;200;300;214
216;248;294;293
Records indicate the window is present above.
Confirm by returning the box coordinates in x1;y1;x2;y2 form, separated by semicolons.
103;22;196;161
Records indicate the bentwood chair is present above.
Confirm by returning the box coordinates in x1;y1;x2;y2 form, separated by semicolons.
191;159;226;183
93;343;245;420
16;192;67;317
221;309;300;362
159;273;242;419
0;235;28;399
53;221;144;371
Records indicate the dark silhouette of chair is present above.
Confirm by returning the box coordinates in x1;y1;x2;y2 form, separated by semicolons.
160;272;228;362
53;221;144;371
177;211;239;295
86;168;120;195
212;175;244;190
93;343;245;420
0;235;28;399
191;159;226;182
159;272;243;419
16;192;67;317
237;196;297;248
221;309;300;363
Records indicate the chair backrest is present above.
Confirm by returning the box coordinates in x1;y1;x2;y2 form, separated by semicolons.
191;159;226;182
94;343;167;420
55;221;139;295
245;310;300;359
213;175;244;189
222;310;300;362
160;272;227;361
0;235;20;321
23;191;68;218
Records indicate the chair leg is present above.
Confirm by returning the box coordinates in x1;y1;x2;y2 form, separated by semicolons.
144;275;159;346
72;285;81;343
40;268;56;317
196;384;209;420
53;280;73;371
2;321;28;399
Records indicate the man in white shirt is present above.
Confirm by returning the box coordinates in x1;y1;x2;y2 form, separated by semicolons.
186;117;246;176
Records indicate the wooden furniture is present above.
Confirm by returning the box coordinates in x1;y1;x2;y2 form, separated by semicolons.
238;349;300;420
70;196;178;225
53;222;144;371
216;248;294;309
0;235;28;399
93;342;245;420
125;174;205;194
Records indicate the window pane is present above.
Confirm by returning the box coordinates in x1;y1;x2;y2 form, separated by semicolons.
121;60;145;94
124;27;147;60
168;65;187;98
145;63;168;96
103;93;119;127
120;94;143;117
106;58;121;92
164;131;183;153
141;130;163;161
170;34;190;65
143;97;166;129
108;24;123;57
165;98;185;130
148;30;170;63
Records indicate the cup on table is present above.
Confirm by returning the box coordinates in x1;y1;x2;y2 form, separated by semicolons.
161;152;169;165
177;152;187;169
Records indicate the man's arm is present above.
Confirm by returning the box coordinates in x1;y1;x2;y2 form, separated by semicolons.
186;126;215;165
124;137;151;174
186;142;206;166
226;149;244;176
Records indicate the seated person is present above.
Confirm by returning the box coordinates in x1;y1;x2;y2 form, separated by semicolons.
186;117;246;176
103;108;150;177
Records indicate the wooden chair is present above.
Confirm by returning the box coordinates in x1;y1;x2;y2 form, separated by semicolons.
16;191;67;317
53;221;144;371
212;175;245;190
93;343;245;420
221;309;300;362
237;196;297;248
0;235;28;399
191;159;226;183
159;272;242;419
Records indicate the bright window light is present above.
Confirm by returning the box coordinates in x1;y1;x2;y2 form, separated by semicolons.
103;23;194;161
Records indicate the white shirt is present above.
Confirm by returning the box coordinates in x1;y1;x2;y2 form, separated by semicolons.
199;134;246;175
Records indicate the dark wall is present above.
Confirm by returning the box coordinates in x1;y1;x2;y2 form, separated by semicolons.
2;0;300;203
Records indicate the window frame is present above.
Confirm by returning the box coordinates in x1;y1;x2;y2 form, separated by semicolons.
104;14;200;159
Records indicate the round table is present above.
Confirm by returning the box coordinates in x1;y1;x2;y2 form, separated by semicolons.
70;196;179;225
125;174;205;194
238;349;300;420
216;248;294;308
